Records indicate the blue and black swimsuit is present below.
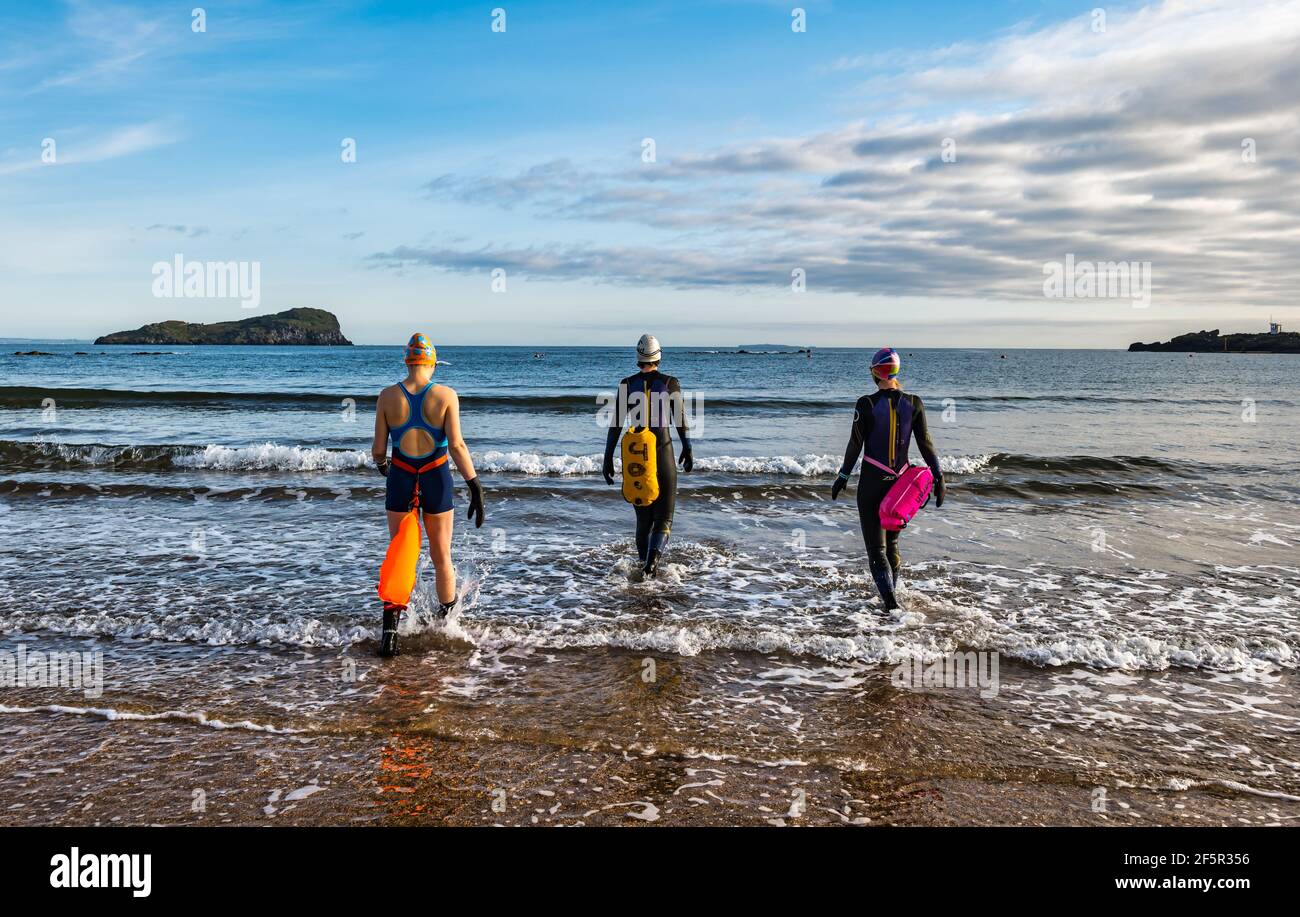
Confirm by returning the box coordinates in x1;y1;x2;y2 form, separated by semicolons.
385;381;454;514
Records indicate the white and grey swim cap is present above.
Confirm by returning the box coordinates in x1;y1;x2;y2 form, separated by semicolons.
636;333;661;363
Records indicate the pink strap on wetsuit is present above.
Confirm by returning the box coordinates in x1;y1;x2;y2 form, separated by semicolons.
862;454;904;477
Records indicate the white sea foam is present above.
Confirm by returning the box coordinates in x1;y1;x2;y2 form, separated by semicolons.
474;450;605;475
1205;780;1300;802
0;703;301;733
284;782;326;801
437;616;1294;673
7;551;1295;675
174;443;370;472
22;438;993;477
694;454;841;475
941;453;995;475
1162;776;1300;802
379;550;1300;674
472;451;992;477
7;505;1293;680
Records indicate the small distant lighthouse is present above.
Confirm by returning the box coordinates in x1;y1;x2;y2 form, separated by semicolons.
1269;317;1283;335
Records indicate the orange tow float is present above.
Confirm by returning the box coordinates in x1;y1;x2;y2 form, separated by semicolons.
377;509;421;609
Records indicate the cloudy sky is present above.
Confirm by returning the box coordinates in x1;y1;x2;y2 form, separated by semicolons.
2;0;1296;346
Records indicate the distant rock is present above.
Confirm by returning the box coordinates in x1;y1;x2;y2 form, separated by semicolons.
704;345;813;354
95;308;352;346
13;350;54;356
1129;329;1300;353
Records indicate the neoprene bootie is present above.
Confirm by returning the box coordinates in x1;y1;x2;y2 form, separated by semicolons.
380;605;402;657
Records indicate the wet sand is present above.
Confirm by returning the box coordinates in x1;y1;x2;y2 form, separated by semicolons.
3;634;1295;826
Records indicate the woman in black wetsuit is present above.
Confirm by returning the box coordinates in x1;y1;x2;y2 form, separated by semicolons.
830;348;945;611
603;334;694;577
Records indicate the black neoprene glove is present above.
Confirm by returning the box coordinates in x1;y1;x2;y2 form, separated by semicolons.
831;471;849;500
603;453;616;486
678;439;693;473
933;475;945;508
465;476;485;528
376;458;389;478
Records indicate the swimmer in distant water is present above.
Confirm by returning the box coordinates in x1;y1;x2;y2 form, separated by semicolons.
372;334;485;656
830;348;944;612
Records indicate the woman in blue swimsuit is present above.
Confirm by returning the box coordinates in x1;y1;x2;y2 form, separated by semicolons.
371;333;485;656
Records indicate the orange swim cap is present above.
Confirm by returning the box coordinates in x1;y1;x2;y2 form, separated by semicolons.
404;333;437;366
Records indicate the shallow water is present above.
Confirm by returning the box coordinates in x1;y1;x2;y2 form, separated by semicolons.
1;343;1297;824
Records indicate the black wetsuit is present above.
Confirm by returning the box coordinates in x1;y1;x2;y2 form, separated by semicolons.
837;388;943;608
604;370;690;572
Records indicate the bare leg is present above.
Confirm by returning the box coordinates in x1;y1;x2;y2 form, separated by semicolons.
422;509;456;605
385;510;407;538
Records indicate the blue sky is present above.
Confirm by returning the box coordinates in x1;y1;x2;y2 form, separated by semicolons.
2;0;1296;346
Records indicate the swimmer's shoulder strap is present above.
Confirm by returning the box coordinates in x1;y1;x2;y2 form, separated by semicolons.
621;378;660;506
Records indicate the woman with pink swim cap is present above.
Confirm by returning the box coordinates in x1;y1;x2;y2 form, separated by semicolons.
830;348;946;612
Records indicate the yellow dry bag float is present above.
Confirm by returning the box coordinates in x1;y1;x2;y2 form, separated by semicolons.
621;382;660;505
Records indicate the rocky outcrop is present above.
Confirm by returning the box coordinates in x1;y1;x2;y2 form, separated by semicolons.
1129;329;1300;353
95;308;352;346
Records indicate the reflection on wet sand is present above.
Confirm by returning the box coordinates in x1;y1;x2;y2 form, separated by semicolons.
2;636;1295;826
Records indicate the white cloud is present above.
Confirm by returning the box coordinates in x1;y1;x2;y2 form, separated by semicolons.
32;0;169;91
0;122;177;176
380;0;1300;311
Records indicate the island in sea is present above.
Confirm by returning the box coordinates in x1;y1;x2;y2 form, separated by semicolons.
94;308;352;346
1128;327;1299;353
689;344;814;355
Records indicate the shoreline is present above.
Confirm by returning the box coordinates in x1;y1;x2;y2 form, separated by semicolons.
2;635;1293;827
